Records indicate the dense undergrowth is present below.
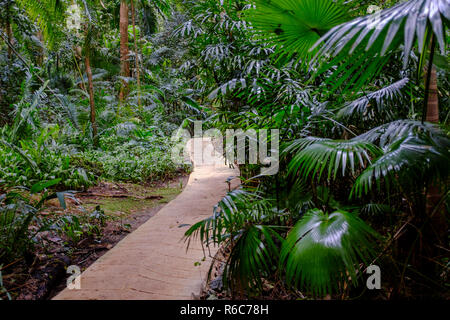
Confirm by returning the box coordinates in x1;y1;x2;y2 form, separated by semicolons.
0;0;449;300
0;0;194;297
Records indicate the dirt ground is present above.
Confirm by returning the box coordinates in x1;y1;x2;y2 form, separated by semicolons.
0;174;189;300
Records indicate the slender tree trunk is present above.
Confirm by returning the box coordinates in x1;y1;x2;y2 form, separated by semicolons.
425;65;445;243
425;67;439;123
5;6;13;60
85;49;98;146
36;31;44;66
131;0;141;110
119;0;130;103
418;35;446;283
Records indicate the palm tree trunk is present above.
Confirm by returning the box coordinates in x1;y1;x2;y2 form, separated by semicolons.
5;6;13;60
425;65;445;240
425;66;439;123
420;35;446;280
85;49;98;147
131;0;141;110
119;0;130;103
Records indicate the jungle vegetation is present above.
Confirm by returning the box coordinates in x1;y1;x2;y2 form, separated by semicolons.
0;0;449;300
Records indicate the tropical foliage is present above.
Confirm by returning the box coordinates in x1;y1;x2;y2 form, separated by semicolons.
182;0;449;299
0;0;448;300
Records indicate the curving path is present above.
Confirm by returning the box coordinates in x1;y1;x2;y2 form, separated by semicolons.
54;138;239;300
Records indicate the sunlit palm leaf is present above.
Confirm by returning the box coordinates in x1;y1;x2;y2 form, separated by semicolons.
337;78;410;120
246;0;349;60
16;0;66;48
358;120;448;147
280;209;378;296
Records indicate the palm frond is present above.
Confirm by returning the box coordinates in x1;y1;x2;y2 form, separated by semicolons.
16;0;66;47
184;188;283;291
337;78;410;120
246;0;349;60
224;224;282;291
286;138;383;182
280;209;378;296
184;189;271;248
11;81;49;141
282;136;332;156
360;203;392;216
358;120;448;147
352;133;450;197
310;0;449;89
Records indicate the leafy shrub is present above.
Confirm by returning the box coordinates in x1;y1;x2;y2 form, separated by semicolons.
0;125;96;190
79;125;190;183
0;179;66;265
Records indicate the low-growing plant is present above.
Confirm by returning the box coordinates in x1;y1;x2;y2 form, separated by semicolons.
0;179;68;265
0;125;96;190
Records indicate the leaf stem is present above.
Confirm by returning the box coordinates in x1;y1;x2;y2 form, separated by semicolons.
422;33;436;124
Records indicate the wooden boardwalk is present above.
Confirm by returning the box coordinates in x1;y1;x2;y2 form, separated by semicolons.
54;139;239;300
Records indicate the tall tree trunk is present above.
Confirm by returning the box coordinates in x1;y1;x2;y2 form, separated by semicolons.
119;0;130;103
419;35;446;283
5;5;13;60
425;67;439;123
36;31;44;66
425;66;445;246
131;0;141;110
85;49;98;146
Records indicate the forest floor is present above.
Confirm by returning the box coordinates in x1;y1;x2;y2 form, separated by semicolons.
201;247;305;300
0;175;189;300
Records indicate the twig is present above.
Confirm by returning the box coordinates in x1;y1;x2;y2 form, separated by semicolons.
0;258;23;271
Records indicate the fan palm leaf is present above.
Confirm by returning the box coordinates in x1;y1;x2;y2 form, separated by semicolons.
246;0;349;60
358;120;448;147
184;188;283;291
224;224;283;290
280;208;379;296
352;133;450;197
184;189;272;248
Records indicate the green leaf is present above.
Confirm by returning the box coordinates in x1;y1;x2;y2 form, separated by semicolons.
286;138;382;182
56;192;67;210
310;0;449;90
280;209;378;296
30;178;62;194
246;0;349;61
